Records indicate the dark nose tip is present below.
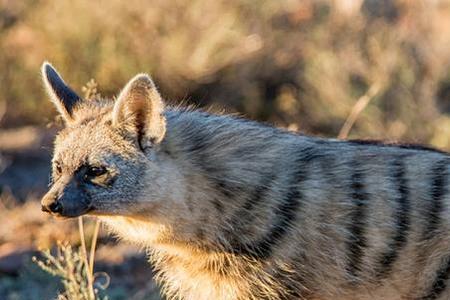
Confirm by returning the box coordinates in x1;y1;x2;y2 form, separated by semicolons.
42;201;63;214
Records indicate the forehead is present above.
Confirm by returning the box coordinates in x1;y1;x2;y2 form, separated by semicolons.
53;112;135;168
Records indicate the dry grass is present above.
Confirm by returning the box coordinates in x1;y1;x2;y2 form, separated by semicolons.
32;218;106;300
33;242;107;300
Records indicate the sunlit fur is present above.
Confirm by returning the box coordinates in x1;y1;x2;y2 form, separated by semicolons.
42;63;450;300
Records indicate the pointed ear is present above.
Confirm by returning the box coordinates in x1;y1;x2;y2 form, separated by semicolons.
112;74;166;149
41;62;82;123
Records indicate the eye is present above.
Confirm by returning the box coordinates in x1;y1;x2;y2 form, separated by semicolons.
83;165;113;187
85;166;107;179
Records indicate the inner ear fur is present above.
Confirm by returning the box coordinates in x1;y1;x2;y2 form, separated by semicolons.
112;73;166;149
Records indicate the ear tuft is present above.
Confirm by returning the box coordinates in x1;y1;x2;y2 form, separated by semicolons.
113;73;166;149
41;61;82;123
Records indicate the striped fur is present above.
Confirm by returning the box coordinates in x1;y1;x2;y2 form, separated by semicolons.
41;64;450;300
374;157;410;280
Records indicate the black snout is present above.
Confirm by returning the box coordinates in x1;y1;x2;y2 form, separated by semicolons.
41;201;63;214
41;175;92;218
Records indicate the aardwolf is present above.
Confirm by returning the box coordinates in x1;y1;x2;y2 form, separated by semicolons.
41;62;450;300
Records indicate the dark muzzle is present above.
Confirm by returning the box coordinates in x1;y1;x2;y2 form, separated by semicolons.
41;177;91;217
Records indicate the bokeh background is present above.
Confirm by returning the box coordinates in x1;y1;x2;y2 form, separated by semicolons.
1;0;450;299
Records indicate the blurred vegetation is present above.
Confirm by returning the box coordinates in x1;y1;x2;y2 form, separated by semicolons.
0;0;450;149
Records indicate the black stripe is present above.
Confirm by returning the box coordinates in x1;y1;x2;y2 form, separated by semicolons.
231;146;319;259
375;158;411;279
225;172;277;253
251;178;301;258
424;159;449;242
346;161;369;279
420;256;450;300
211;176;249;212
419;159;449;300
186;130;239;211
237;173;277;220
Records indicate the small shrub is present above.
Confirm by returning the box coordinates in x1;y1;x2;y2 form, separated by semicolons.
33;218;107;300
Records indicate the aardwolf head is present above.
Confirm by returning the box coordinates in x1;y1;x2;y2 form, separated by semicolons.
40;62;170;219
